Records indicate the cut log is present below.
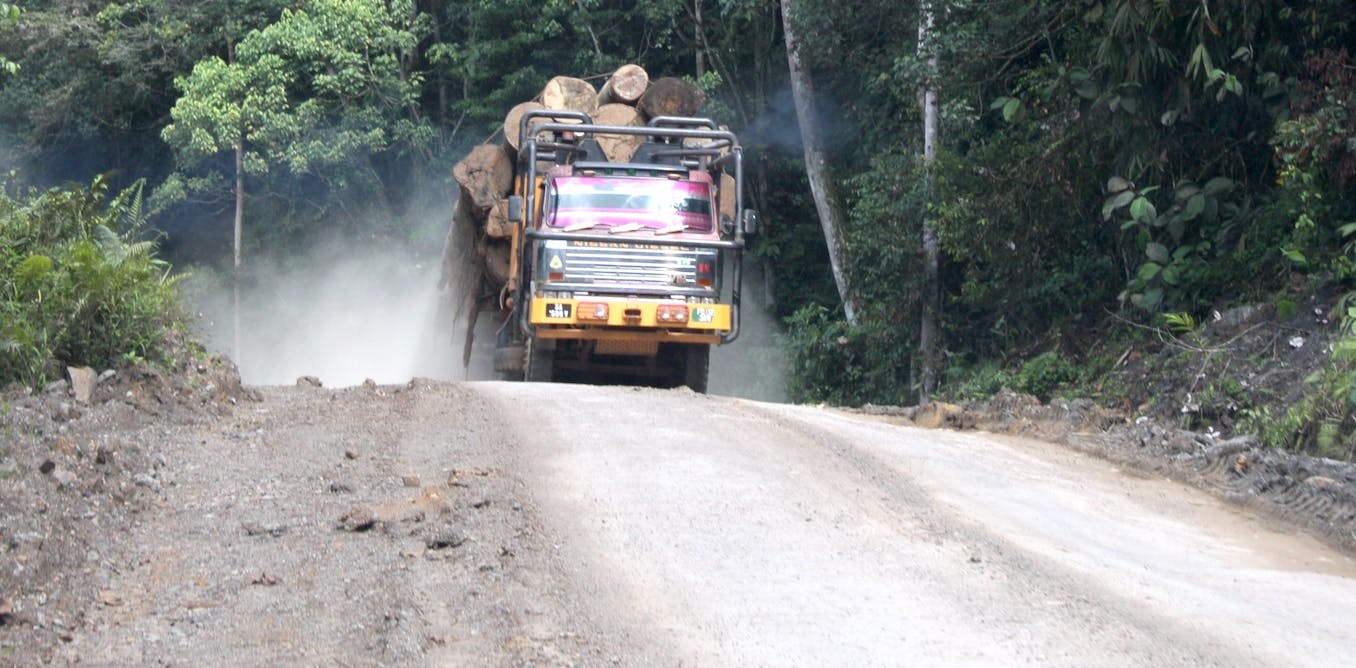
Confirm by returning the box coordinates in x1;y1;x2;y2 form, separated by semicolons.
683;123;734;159
453;144;514;213
592;104;645;162
439;192;479;292
718;172;737;227
485;198;514;238
598;64;649;106
503;101;545;153
638;77;708;119
439;189;485;366
540;76;599;116
460;266;482;367
454;185;482;225
481;240;511;285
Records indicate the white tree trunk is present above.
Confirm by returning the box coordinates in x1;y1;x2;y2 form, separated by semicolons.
780;0;859;324
229;36;244;366
918;0;942;403
233;139;244;365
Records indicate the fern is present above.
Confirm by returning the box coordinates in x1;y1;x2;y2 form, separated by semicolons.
0;177;186;386
1161;311;1199;335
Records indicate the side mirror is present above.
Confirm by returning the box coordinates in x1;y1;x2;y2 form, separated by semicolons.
742;209;759;237
507;196;524;223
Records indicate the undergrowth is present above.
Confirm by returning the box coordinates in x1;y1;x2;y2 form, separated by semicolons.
784;295;1356;462
1239;293;1356;461
1;175;186;387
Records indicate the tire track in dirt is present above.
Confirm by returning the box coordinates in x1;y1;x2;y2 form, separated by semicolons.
481;383;1356;666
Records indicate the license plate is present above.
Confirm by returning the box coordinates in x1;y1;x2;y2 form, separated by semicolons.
692;307;716;323
546;302;572;319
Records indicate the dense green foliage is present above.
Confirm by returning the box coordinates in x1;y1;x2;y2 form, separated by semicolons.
0;176;184;385
156;0;434;235
780;1;1356;410
0;4;18;77
3;1;1356;455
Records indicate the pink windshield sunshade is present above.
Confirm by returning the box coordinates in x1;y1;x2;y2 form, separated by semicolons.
547;176;714;232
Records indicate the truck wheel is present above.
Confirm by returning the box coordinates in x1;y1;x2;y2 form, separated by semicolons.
683;344;710;393
525;338;555;382
493;344;525;380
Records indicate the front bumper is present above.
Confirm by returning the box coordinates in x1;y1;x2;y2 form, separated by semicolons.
529;297;730;344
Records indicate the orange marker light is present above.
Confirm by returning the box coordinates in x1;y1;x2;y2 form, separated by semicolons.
577;302;610;321
656;305;689;323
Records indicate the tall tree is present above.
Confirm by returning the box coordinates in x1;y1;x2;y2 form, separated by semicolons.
160;44;289;358
780;0;859;324
160;0;432;226
160;0;432;356
917;0;940;401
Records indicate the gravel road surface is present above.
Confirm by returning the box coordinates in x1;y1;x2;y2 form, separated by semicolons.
483;382;1356;667
9;379;1356;666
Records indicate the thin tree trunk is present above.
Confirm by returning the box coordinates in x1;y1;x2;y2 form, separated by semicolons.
918;0;941;403
430;2;448;125
233;138;244;365
694;0;706;78
780;0;858;324
228;36;244;366
574;0;604;64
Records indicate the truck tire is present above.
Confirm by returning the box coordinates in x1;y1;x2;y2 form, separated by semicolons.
525;338;555;383
683;344;710;393
494;343;525;380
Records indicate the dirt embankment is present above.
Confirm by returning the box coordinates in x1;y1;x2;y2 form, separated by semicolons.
0;362;610;665
2;353;251;661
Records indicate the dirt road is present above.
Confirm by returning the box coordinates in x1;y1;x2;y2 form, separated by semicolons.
486;383;1356;666
9;379;1356;666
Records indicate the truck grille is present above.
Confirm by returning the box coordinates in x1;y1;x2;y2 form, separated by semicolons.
541;240;717;292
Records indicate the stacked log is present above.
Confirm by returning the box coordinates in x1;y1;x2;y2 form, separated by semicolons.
638;77;708;119
444;65;711;359
592;103;645;162
502;101;544;153
540;76;599;115
452;144;514;214
598;64;649;105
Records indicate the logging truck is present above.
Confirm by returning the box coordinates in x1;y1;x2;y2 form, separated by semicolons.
441;69;753;392
488;110;756;392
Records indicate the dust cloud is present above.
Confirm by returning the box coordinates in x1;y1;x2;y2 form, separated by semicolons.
181;223;786;399
709;258;788;402
185;235;464;387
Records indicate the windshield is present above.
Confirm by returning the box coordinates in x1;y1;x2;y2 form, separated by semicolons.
546;176;714;232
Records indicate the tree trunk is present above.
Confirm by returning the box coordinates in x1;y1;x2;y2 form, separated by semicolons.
598;64;650;106
593;103;645;161
918;0;941;403
430;3;448;125
453;144;514;213
540;76;599;116
637;77;708;119
485;198;513;238
780;0;858;324
503;101;545;153
694;0;706;78
573;0;604;64
717;172;737;228
233;138;244;365
230;32;244;365
480;239;511;285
